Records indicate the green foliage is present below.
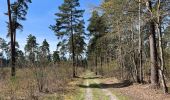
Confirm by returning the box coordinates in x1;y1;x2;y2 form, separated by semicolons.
53;51;60;63
87;10;107;37
41;39;50;53
50;0;84;37
7;0;32;37
68;33;86;56
50;0;86;58
39;39;50;62
25;34;38;52
16;50;25;67
25;34;38;63
0;38;8;57
87;10;108;62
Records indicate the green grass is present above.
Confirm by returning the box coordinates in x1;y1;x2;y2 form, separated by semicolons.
93;88;110;100
73;86;85;100
65;79;85;100
66;70;130;100
87;79;109;100
93;78;130;100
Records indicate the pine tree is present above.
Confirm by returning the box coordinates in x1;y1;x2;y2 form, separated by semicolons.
25;34;38;63
6;0;31;76
87;10;107;75
50;0;85;77
53;51;60;63
40;39;50;58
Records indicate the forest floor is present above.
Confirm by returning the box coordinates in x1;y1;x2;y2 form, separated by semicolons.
65;71;170;100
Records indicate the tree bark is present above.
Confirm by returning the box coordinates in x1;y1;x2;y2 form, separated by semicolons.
138;0;143;83
76;55;78;75
149;21;159;87
7;0;15;77
100;55;103;76
131;22;140;83
95;54;98;75
71;9;76;78
156;0;168;93
147;0;159;88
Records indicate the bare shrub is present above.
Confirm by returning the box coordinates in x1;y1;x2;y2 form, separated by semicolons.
0;61;84;99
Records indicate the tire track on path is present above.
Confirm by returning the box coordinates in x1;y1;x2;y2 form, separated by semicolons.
94;80;118;100
85;80;93;100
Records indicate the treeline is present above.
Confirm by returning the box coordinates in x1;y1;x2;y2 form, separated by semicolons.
0;33;87;68
0;35;61;66
87;0;170;93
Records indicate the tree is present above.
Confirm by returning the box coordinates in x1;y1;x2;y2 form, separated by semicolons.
50;0;85;77
155;0;169;93
40;39;50;61
16;50;25;67
145;0;159;88
138;0;143;83
87;10;107;75
6;0;31;76
25;34;38;63
100;0;169;90
68;20;86;68
0;38;8;66
53;51;60;63
7;0;15;76
87;10;100;74
0;38;8;55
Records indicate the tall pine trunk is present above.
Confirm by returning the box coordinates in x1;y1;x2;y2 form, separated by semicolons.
7;0;15;77
95;54;98;75
148;0;159;88
149;21;159;87
138;0;143;83
100;55;103;76
156;0;168;93
71;10;76;78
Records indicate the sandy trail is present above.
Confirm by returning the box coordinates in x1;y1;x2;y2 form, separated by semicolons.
85;80;93;100
94;80;118;100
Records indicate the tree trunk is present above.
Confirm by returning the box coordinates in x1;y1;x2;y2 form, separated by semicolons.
156;0;168;93
119;38;123;80
100;56;103;76
147;0;159;88
7;0;15;77
131;22;140;83
149;21;159;87
71;10;76;78
138;0;143;83
76;55;78;76
95;54;98;75
132;53;140;83
117;20;124;80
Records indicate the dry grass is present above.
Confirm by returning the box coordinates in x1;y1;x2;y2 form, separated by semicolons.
0;62;84;100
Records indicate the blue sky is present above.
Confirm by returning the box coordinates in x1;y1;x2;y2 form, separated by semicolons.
0;0;101;53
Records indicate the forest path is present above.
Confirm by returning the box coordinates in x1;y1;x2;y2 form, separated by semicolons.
65;71;128;100
81;71;118;100
66;71;170;100
85;79;93;100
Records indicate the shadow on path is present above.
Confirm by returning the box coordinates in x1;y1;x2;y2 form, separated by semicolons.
78;80;132;89
82;76;101;79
